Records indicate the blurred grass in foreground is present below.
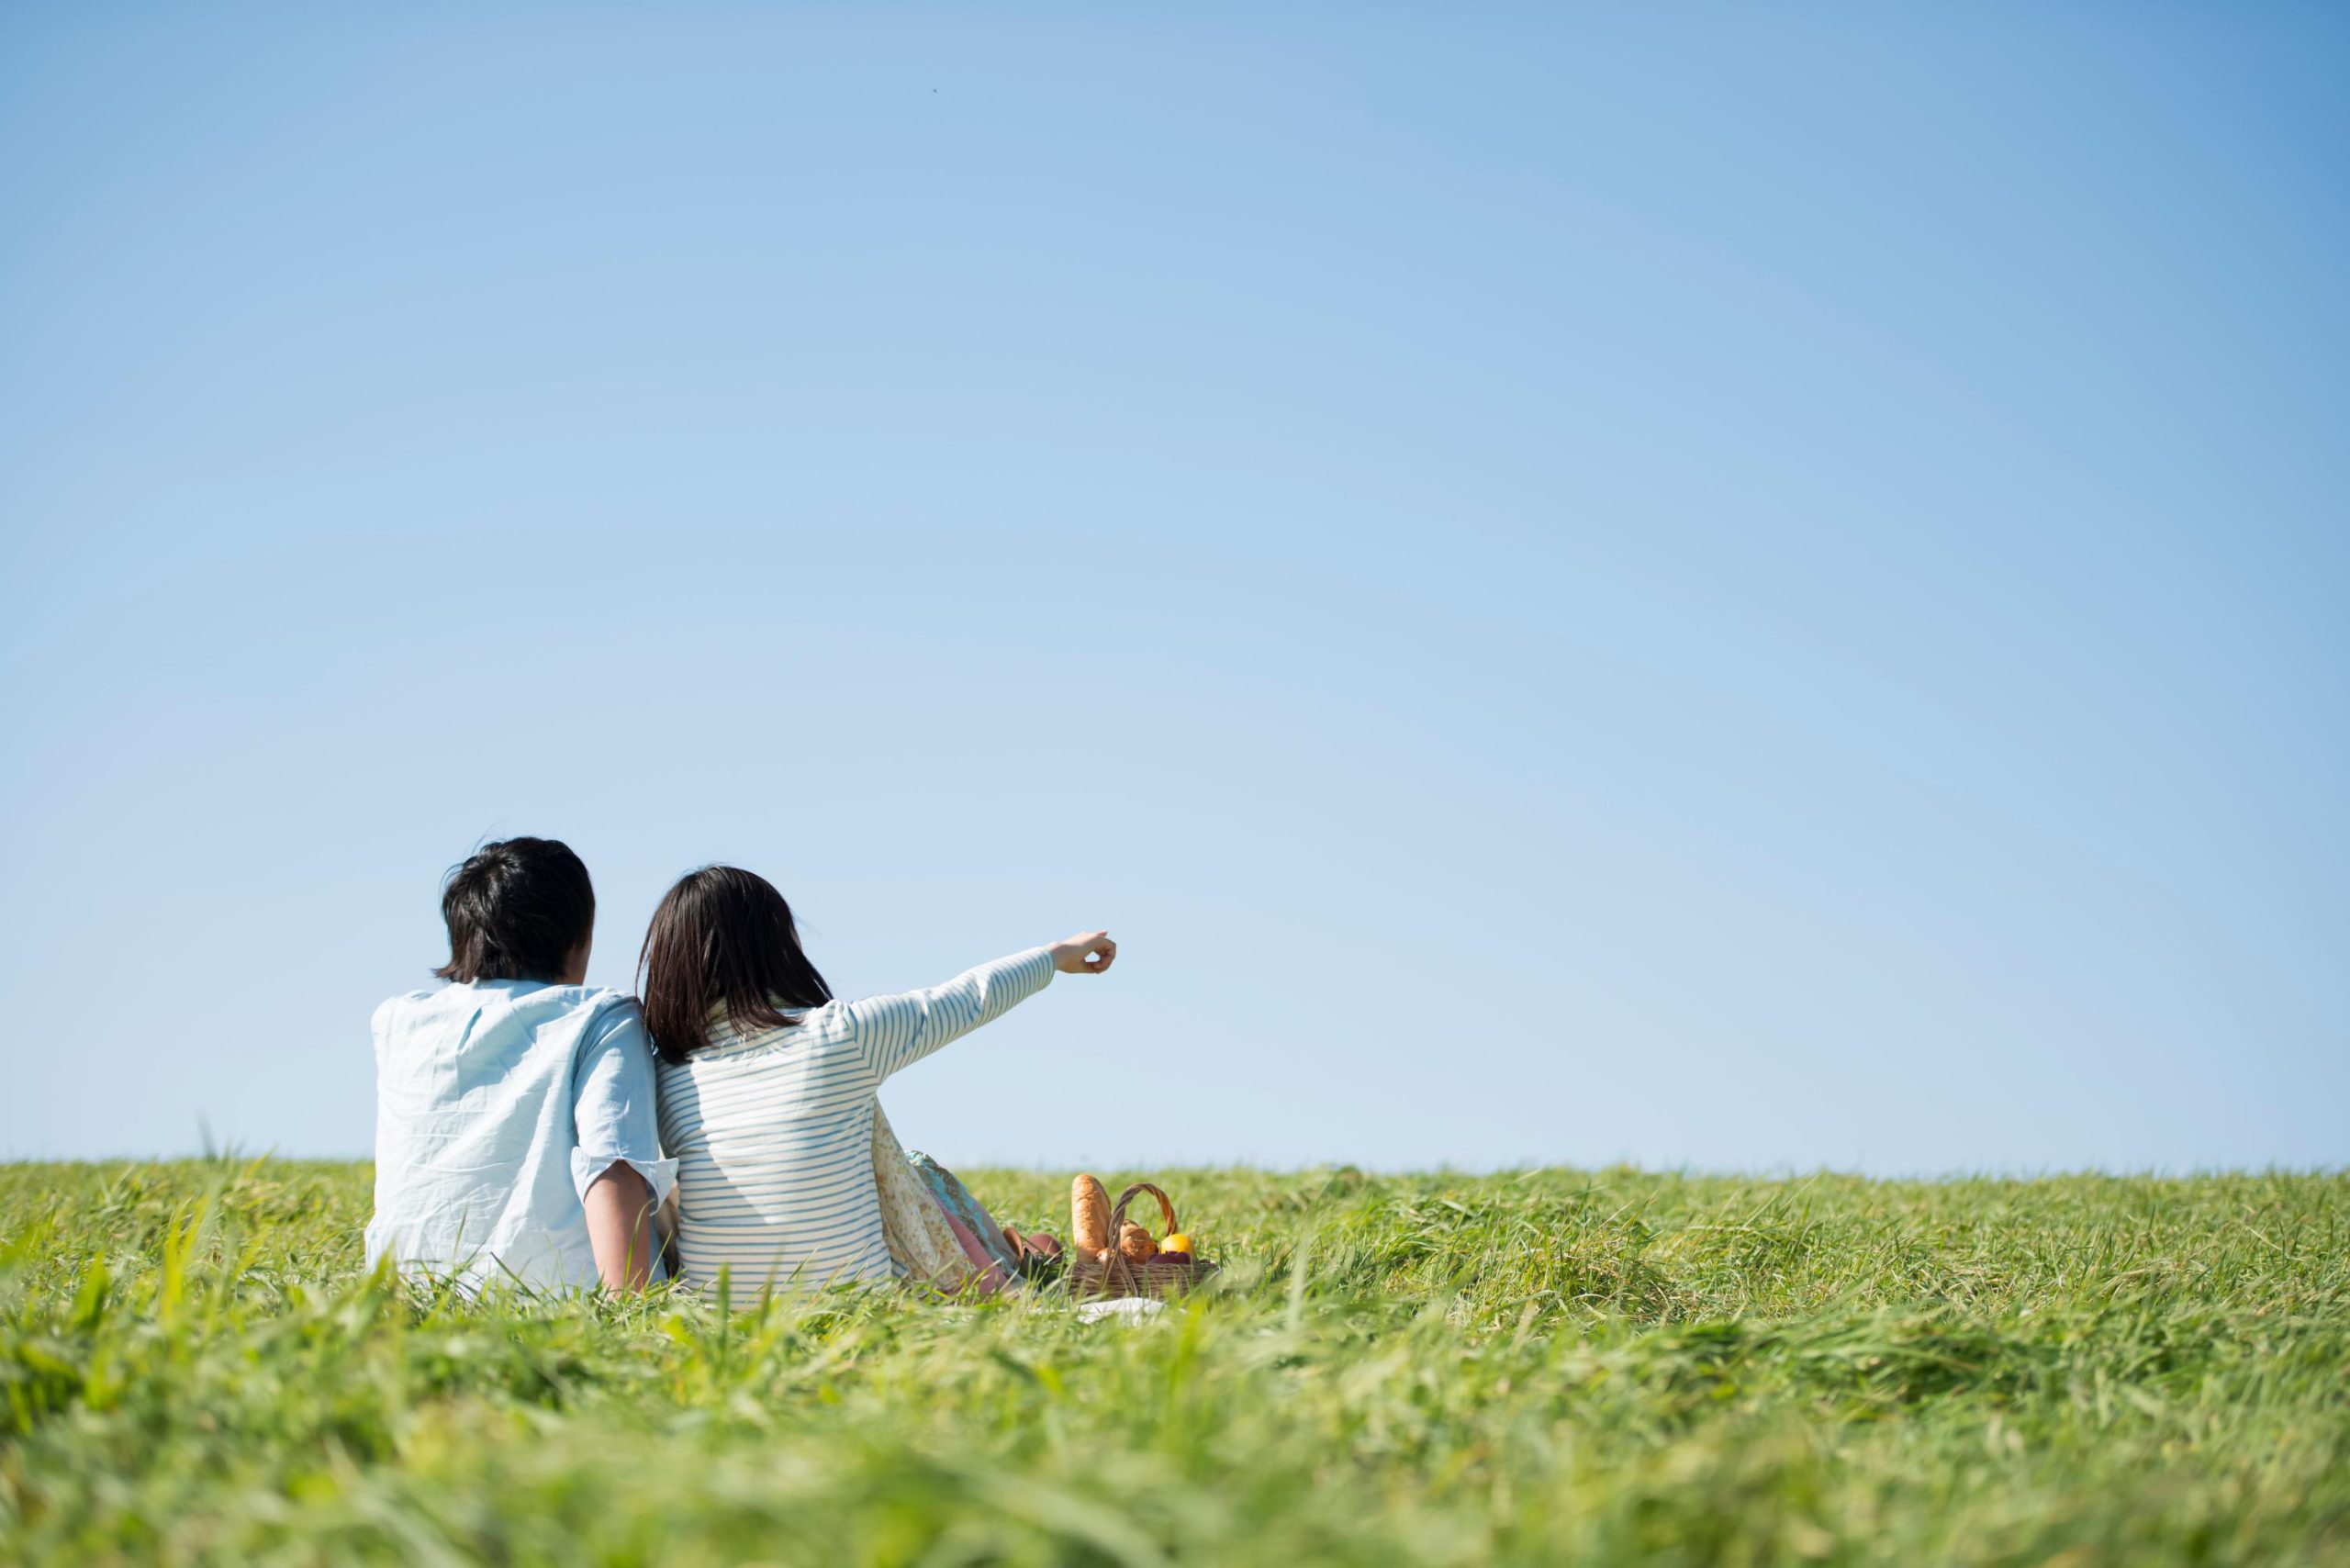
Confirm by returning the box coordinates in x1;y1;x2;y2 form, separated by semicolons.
1;1159;2344;1565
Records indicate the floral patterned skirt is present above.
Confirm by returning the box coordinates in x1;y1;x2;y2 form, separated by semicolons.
873;1105;1014;1294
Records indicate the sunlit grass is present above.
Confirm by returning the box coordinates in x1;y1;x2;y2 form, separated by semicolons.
3;1159;2344;1564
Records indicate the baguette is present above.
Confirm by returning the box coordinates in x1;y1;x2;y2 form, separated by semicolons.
1071;1174;1112;1255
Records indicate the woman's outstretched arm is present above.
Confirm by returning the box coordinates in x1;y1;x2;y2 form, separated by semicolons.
850;931;1116;1079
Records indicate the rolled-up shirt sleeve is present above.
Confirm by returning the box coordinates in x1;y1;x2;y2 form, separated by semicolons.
568;1002;678;1207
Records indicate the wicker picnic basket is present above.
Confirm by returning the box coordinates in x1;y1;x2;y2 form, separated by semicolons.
1069;1182;1217;1300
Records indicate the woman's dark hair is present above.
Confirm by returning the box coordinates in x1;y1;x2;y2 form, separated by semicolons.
435;836;596;983
638;866;833;1064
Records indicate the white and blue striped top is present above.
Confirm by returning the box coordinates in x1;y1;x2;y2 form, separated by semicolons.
655;946;1055;1290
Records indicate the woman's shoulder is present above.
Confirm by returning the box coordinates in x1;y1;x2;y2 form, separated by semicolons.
664;998;853;1071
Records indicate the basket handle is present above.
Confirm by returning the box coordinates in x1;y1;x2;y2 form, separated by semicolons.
1108;1182;1179;1240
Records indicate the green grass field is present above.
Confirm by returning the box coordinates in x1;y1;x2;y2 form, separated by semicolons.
2;1159;2344;1565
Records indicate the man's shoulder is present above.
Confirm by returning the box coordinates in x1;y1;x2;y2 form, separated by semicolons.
371;986;443;1032
531;986;646;1048
374;982;636;1042
573;986;642;1021
519;983;635;1007
487;982;635;1015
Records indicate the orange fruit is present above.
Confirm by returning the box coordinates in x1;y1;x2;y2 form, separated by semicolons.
1158;1233;1194;1256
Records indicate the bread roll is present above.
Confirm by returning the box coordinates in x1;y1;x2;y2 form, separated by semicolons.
1071;1174;1111;1254
1118;1221;1157;1263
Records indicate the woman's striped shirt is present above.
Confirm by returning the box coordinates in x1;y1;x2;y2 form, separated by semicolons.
655;946;1055;1290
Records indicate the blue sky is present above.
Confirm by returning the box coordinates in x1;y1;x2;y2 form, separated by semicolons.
3;2;2343;1172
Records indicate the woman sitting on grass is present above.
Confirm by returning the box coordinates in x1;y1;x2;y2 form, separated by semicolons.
637;865;1114;1291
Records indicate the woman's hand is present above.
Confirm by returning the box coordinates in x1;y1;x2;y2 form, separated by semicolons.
1048;931;1117;975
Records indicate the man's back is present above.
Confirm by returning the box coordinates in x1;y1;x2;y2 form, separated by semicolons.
368;980;668;1290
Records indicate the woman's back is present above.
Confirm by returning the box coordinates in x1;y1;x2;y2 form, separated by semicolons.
656;998;890;1287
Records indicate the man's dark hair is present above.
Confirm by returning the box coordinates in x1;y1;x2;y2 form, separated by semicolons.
435;837;596;983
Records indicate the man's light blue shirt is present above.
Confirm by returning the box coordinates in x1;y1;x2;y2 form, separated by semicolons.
366;980;676;1290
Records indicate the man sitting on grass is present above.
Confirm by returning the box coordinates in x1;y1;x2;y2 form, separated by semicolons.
366;836;672;1292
